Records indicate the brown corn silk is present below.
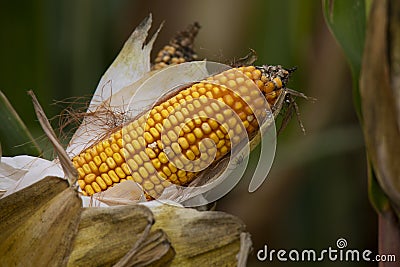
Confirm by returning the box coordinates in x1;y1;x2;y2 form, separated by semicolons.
72;66;286;197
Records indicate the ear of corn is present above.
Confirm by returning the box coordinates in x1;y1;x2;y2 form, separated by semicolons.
72;65;288;197
152;22;200;70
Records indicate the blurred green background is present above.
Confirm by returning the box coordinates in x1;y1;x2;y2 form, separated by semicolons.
0;0;376;266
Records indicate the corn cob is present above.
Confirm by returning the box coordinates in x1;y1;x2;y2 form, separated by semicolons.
72;65;290;197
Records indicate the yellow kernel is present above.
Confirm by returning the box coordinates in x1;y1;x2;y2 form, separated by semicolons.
171;142;182;154
178;137;190;150
208;119;219;130
99;152;107;162
186;150;196;161
106;158;116;169
177;170;186;178
234;102;243;110
143;181;154;190
192;91;200;98
201;123;212;134
145;147;157;159
190;145;200;156
84;173;96;184
133;154;143;166
154;113;162;122
84;153;92;163
219;76;228;84
175;111;184;122
159;152;168;164
215;113;224;122
115;167;126;179
186;133;196;144
132;172;142;183
88;161;98;174
126;175;133;181
193;128;203;138
161;109;169;119
123;134;132;143
134;138;143;149
96;176;107;190
216;130;225;139
186;120;195;129
113;153;124;165
150;175;161;185
220;146;229;154
168;162;177;173
92;156;102;166
170;174;178;183
209;133;219;143
217;140;225;149
144;132;154;144
125;143;135;154
167;130;178;142
118;163;129;176
82;164;91;175
162;166;172;176
76;156;85;166
223;94;234;106
193;100;201;109
101;174;113;185
139;167;149;178
99;163;109;173
96;143;104;153
127;158;138;172
210;102;219;112
102;140;110;148
85;185;95;195
91;182;101;193
194;117;202;126
144;162;155;174
150;127;160;138
110;143;120;153
152;158;161;169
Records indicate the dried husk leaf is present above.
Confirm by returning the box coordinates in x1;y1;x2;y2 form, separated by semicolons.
67;205;154;267
147;203;251;266
114;229;175;267
0;176;82;267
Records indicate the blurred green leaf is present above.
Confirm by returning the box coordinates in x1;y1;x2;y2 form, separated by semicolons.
0;90;41;156
322;0;366;118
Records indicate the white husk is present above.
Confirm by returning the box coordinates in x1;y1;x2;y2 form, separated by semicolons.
0;156;63;198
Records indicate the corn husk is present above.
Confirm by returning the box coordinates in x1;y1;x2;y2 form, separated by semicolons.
0;176;81;266
145;202;252;266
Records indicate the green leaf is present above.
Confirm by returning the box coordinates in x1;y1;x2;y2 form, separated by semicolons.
0;90;41;156
367;159;390;214
322;0;366;119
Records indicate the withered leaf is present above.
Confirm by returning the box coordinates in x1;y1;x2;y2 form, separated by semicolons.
148;204;251;266
67;205;154;267
0;176;82;267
